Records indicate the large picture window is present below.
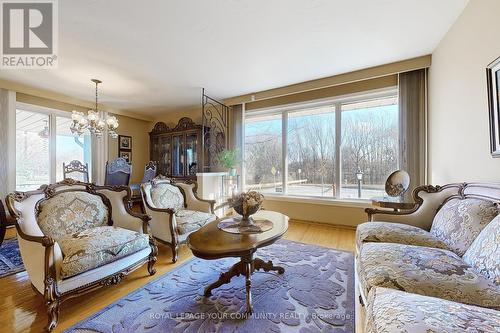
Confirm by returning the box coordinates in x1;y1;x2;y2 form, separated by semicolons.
15;105;92;190
243;90;398;200
287;106;336;197
16;110;50;190
244;113;282;194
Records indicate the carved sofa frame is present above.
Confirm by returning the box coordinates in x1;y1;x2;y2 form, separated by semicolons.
364;182;500;224
6;179;158;332
140;178;216;263
357;182;500;328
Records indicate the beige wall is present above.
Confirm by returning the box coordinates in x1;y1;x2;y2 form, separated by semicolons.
263;198;368;227
108;114;152;183
428;0;500;184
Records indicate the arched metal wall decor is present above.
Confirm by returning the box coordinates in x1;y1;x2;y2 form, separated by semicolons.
202;89;230;171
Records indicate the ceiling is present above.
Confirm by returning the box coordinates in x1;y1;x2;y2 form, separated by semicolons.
0;0;468;117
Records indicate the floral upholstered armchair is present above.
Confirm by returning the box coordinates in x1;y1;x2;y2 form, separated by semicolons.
6;180;158;332
141;179;217;263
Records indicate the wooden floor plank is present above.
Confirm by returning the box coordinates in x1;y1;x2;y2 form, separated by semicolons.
0;221;357;333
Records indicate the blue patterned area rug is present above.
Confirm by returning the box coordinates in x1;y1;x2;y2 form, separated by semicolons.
65;240;355;333
0;237;25;278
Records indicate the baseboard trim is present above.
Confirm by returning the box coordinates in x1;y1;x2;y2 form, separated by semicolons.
290;218;357;230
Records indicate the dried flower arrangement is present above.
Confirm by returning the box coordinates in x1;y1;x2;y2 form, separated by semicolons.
228;191;264;222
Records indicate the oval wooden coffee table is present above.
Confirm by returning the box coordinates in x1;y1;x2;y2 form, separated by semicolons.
187;210;289;314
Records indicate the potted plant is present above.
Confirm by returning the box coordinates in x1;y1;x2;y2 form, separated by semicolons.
217;148;239;176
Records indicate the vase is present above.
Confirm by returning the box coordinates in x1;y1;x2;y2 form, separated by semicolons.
229;168;237;176
239;213;255;225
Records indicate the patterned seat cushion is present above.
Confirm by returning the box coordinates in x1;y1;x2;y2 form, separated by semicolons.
463;215;500;285
430;198;499;256
150;183;184;210
175;209;216;235
365;287;500;333
357;242;500;308
59;226;149;279
37;191;109;241
356;222;449;251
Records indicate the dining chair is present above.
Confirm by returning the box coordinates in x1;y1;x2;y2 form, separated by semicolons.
104;157;132;186
131;161;158;211
62;160;89;182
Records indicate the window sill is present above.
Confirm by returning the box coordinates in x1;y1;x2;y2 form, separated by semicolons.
263;194;372;209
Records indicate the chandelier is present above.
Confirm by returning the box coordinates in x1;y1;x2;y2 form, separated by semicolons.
70;79;119;138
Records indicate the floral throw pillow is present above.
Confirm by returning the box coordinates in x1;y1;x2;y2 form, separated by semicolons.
463;215;500;285
430;198;498;256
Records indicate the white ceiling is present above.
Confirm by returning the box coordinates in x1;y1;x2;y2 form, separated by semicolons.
0;0;468;116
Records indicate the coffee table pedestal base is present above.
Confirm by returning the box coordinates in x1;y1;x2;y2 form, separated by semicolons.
204;255;285;314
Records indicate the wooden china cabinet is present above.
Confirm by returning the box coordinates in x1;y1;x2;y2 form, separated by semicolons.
149;117;203;179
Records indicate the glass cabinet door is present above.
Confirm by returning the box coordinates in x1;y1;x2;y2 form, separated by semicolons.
159;136;171;176
172;135;185;176
186;133;198;176
150;136;159;166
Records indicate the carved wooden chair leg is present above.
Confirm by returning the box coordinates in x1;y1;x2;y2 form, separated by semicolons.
147;238;158;275
171;244;179;263
44;278;60;332
45;299;60;332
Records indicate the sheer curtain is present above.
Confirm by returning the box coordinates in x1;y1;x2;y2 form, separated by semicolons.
398;69;428;193
91;111;109;185
229;104;244;189
0;89;16;200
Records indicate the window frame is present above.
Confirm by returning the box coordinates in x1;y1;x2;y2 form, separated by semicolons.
15;102;93;189
243;87;399;201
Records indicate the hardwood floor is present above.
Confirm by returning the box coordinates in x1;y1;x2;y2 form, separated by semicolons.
0;221;357;333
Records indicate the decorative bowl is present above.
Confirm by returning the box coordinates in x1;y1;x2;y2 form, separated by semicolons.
228;191;264;224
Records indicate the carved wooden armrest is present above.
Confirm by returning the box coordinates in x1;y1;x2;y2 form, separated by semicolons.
365;207;418;222
151;207;176;214
15;222;55;247
122;200;152;233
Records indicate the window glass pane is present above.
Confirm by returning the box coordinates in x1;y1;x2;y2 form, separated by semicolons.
244;113;282;194
56;116;92;182
340;96;398;199
16;110;50;190
287;106;336;197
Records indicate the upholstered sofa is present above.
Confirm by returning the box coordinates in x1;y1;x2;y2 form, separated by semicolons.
6;180;158;332
141;178;217;262
356;183;500;332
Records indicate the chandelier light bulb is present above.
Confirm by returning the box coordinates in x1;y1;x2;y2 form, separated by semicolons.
87;111;97;122
71;111;80;121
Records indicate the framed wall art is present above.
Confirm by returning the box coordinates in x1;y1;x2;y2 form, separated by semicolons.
487;56;500;157
119;150;132;163
118;135;132;150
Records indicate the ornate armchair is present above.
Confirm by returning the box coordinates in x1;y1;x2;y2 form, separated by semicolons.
105;157;132;186
62;160;89;182
141;179;216;262
6;180;158;332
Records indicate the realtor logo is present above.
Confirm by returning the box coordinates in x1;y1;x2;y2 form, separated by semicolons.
1;0;58;68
